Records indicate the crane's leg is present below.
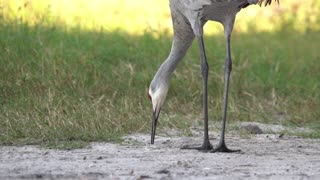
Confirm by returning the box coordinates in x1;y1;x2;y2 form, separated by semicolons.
211;19;240;153
198;35;213;150
181;31;213;151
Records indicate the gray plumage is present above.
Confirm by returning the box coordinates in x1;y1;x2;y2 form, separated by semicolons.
149;0;279;152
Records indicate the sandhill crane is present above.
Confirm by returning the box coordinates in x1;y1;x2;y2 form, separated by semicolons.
148;0;279;152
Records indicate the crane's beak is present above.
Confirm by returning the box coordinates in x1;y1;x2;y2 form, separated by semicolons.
151;107;160;144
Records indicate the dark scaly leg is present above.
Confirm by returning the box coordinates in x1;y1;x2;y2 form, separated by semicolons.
182;34;213;151
211;19;240;153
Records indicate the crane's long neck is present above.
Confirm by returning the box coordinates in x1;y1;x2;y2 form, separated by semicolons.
153;35;194;83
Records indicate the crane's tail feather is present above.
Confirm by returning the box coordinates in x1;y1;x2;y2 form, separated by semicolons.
258;0;280;6
239;0;279;9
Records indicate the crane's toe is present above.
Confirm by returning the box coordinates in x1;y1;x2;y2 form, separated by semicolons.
181;142;213;152
210;143;241;153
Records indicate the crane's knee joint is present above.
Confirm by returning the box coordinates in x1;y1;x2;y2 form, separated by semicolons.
201;61;209;77
224;58;232;73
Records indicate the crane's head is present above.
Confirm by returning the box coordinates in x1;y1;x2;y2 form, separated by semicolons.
148;80;169;144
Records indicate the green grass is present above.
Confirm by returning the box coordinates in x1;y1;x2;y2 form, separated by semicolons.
1;17;320;147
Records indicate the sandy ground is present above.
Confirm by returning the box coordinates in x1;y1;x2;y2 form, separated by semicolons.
1;127;320;180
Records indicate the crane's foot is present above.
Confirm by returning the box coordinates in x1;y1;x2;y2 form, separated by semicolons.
210;143;241;153
181;142;213;151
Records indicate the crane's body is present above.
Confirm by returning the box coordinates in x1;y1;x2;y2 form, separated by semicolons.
148;0;278;152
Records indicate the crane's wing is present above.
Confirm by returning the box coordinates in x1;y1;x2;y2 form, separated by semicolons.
181;0;212;10
182;0;241;10
182;0;272;10
183;0;279;10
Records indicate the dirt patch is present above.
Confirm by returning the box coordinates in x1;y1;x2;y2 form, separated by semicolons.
1;132;320;179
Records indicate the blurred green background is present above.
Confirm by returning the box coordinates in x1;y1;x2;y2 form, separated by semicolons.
0;0;319;146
